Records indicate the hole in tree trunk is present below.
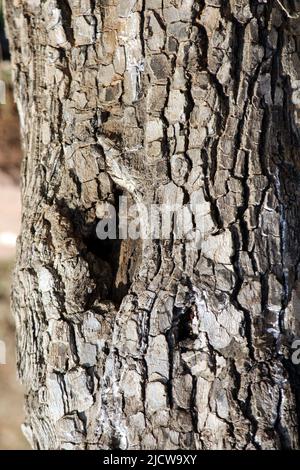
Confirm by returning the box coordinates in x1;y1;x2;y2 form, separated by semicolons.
57;186;141;308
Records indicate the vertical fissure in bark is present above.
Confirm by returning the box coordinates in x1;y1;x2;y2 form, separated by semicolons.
56;0;74;46
232;19;246;103
230;224;256;362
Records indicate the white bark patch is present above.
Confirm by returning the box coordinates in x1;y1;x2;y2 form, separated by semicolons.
76;342;97;367
73;16;96;46
145;119;164;142
118;0;137;18
173;375;193;409
146;382;167;412
44;2;68;48
196;377;211;429
119;12;144;103
166;90;186;123
146;335;169;381
46;373;65;422
146;12;164;51
195;290;243;350
120;369;144;415
65;369;94;413
201;230;233;265
38;267;54;293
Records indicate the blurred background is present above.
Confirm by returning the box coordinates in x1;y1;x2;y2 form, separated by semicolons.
0;0;29;449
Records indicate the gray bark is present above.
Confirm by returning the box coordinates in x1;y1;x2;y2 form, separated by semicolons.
4;0;300;449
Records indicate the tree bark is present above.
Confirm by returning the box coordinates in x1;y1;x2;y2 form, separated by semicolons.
4;0;300;449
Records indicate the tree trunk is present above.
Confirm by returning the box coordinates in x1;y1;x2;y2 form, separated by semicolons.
4;0;300;450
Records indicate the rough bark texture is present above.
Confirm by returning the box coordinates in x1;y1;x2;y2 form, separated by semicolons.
4;0;300;450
